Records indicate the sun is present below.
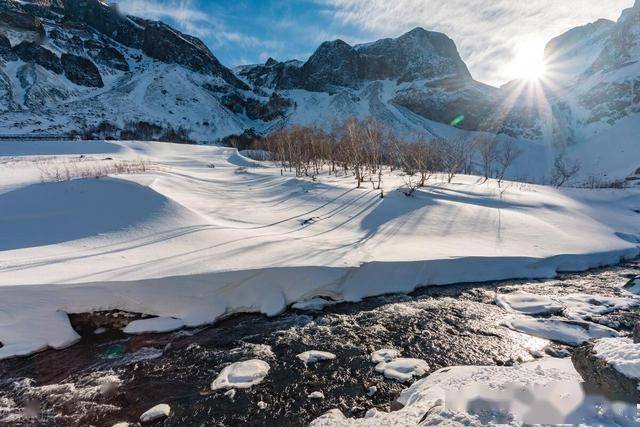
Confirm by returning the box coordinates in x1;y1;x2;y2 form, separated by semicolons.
506;41;547;81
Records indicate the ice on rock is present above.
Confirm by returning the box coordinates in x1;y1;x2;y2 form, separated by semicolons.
308;391;325;399
139;403;170;423
257;401;268;409
211;359;270;390
375;358;430;382
503;318;618;346
297;350;336;365
496;293;563;315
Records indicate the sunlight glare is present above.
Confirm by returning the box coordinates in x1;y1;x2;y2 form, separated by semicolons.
506;41;547;81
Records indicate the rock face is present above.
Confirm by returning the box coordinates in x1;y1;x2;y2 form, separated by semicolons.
83;40;129;72
572;340;640;402
0;32;16;61
61;53;103;87
13;41;62;73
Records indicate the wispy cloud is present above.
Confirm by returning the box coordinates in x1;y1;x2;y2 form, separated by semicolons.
315;0;634;85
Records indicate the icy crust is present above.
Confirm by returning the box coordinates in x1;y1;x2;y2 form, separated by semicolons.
593;338;640;380
297;351;336;365
502;318;619;346
0;141;639;359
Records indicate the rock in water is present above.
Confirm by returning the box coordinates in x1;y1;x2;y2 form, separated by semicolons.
572;338;640;402
61;54;104;88
634;323;640;344
139;403;171;423
296;350;336;365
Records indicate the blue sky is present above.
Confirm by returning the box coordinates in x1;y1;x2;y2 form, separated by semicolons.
118;0;634;86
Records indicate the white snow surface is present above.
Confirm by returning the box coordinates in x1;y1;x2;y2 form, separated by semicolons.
593;338;640;380
139;404;170;423
297;351;336;365
496;293;563;315
503;318;619;346
0;140;639;359
311;358;638;426
210;359;270;391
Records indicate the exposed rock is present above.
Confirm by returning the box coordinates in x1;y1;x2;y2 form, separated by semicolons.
13;41;62;73
68;310;152;336
301;39;360;91
572;340;640;402
0;32;17;61
84;40;129;71
61;53;103;87
634;323;640;343
0;9;45;43
142;22;248;89
245;92;292;121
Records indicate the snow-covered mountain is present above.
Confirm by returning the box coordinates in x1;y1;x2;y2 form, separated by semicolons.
0;0;639;181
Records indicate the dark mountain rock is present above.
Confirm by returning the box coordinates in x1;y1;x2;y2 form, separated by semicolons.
245;92;292;121
61;53;103;87
573;340;639;402
83;40;129;71
62;0;145;48
236;59;303;89
13;41;62;73
0;32;16;61
300;39;360;90
0;9;45;41
357;27;472;82
141;22;248;90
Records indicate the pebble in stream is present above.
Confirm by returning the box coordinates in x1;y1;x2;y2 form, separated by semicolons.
0;261;638;426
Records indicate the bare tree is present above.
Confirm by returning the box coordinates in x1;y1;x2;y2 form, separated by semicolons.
496;140;523;185
434;137;469;183
551;153;581;187
474;135;499;180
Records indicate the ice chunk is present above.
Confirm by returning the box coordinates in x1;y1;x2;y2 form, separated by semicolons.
371;348;400;363
139;403;170;423
375;358;430;382
297;350;336;365
210;359;270;390
308;391;325;399
503;318;618;346
496;293;563;315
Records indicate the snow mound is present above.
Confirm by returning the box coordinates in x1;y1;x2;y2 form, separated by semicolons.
503;318;619;346
210;359;270;390
0;178;179;251
593;337;640;379
374;358;429;382
370;349;401;363
139;403;170;423
496;293;563;315
297;351;336;365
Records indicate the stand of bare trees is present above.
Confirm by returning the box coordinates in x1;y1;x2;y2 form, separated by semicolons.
258;117;523;194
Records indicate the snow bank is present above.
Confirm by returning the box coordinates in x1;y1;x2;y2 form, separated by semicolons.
210;360;270;390
593;338;640;380
311;358;638;426
503;318;619;346
0;141;639;359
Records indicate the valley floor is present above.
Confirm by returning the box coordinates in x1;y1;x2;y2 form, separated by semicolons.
0;140;638;359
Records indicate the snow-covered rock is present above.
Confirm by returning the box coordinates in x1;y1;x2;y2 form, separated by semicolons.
370;349;401;363
297;351;336;365
210;360;270;391
308;391;325;399
573;337;640;401
374;358;430;382
139;403;170;423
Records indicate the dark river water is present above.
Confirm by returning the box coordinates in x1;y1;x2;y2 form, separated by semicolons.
1;261;639;426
